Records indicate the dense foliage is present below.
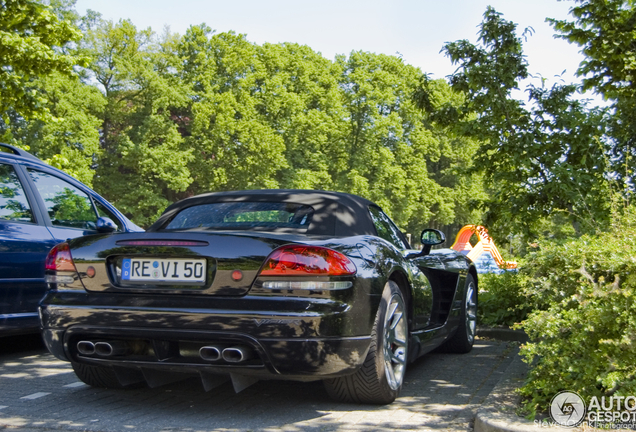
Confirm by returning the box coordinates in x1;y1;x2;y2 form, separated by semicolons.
478;213;636;415
440;7;612;237
513;212;636;416
0;0;83;121
441;0;636;415
550;0;636;190
476;272;533;328
0;1;484;229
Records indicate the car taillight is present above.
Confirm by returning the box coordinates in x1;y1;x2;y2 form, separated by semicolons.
259;245;356;276
44;242;79;286
45;243;76;272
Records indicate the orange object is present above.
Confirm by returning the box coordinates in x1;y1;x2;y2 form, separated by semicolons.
451;225;517;270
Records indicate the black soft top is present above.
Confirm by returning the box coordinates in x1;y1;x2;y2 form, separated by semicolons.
148;189;379;237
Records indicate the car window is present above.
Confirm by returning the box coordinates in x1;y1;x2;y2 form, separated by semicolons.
164;202;314;231
0;163;34;223
368;206;409;250
94;200;122;232
28;169;98;230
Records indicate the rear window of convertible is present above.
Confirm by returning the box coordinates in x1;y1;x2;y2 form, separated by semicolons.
162;202;314;231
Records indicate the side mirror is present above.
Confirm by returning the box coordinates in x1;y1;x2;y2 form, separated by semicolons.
96;217;118;233
419;229;446;256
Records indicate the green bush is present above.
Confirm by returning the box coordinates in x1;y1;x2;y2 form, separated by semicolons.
478;272;533;328
516;213;636;416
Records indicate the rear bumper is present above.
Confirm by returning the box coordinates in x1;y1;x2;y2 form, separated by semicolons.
42;326;370;379
39;295;375;379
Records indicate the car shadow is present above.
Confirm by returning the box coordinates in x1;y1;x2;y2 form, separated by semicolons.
0;333;45;355
0;339;515;432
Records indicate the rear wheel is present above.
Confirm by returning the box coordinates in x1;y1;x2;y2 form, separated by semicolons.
324;280;408;404
441;274;477;353
72;362;126;389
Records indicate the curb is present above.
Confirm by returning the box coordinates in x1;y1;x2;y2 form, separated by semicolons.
474;350;534;432
476;326;529;343
473;329;592;432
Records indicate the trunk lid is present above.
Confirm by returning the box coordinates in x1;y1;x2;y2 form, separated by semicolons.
68;231;311;296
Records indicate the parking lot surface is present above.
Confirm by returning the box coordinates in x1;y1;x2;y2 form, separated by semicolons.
0;336;515;432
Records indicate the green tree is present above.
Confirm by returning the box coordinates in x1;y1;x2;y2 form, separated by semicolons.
256;41;347;192
80;17;193;225
1;3;486;232
46;187;95;222
415;76;487;236
335;52;466;233
0;0;83;120
549;0;636;193
0;1;103;185
172;27;288;194
169;28;484;234
1;71;105;186
442;7;612;236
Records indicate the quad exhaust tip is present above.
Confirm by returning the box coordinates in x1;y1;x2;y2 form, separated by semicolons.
95;341;129;357
77;341;95;356
77;340;129;357
77;340;254;362
198;345;254;363
222;346;253;363
199;346;223;362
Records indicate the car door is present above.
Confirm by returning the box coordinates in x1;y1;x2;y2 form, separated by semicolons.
368;206;434;329
0;162;58;329
26;168;123;242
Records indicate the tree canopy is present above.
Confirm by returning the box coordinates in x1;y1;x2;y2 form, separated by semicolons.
441;6;613;237
3;0;630;244
1;5;485;232
549;0;636;194
0;0;83;121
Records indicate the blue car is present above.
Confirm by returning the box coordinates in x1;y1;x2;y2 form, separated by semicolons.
0;143;143;335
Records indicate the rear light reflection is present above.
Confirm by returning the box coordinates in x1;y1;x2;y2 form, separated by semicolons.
44;274;75;284
262;281;353;290
259;245;356;276
44;242;78;286
45;243;75;272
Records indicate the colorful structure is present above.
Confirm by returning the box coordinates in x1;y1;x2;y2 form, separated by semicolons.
451;225;517;272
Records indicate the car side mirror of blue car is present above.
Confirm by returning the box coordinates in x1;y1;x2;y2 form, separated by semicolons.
96;217;118;233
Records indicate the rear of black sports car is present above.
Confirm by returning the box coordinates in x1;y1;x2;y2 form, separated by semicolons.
40;231;382;381
40;190;473;404
39;192;403;400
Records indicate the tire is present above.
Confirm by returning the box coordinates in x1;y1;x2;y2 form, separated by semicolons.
324;280;408;404
72;362;126;389
441;273;477;353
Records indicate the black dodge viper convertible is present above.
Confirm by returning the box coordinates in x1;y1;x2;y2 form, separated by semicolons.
40;190;477;404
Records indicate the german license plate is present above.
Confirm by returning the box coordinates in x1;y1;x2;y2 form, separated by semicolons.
121;258;206;284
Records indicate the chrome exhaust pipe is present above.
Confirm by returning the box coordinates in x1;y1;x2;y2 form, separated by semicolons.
77;341;95;356
94;341;129;357
222;346;253;363
199;346;223;362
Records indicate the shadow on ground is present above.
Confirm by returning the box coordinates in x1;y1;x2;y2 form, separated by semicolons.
0;334;45;355
0;339;515;432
